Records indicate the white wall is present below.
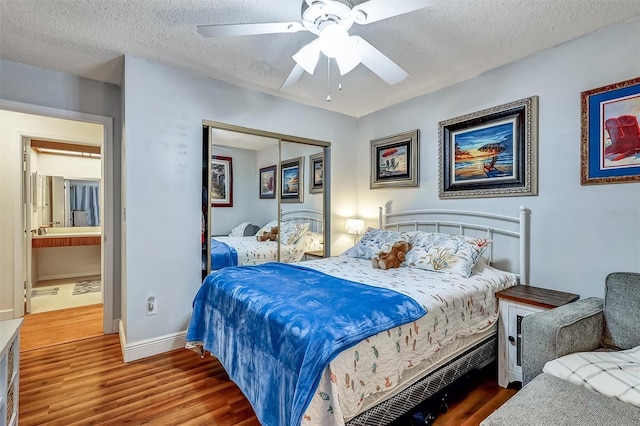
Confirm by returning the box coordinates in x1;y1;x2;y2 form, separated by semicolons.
0;110;103;319
210;145;260;235
356;18;640;298
36;153;101;180
121;56;358;347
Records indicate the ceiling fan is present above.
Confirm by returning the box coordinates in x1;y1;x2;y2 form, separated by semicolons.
197;0;436;91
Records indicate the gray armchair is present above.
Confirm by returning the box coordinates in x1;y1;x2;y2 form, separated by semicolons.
521;272;640;385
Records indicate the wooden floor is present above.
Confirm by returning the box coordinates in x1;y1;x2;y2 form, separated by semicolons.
19;307;517;425
21;303;103;352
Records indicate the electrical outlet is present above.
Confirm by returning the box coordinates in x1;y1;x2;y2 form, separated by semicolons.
147;296;157;315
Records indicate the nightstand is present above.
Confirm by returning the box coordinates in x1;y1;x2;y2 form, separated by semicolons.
496;285;579;388
302;250;324;261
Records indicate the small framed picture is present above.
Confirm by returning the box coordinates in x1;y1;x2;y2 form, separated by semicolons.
439;96;538;199
370;130;419;189
581;77;640;185
309;153;323;194
210;155;233;207
259;165;276;199
281;156;304;203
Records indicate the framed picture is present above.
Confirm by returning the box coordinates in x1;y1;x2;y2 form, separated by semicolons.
580;77;640;185
210;155;233;207
309;153;323;194
259;165;276;199
439;96;538;199
281;156;304;203
370;129;419;189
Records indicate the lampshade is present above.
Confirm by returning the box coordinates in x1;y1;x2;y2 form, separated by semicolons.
345;218;365;235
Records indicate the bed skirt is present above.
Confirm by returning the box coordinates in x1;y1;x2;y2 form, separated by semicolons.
346;334;497;426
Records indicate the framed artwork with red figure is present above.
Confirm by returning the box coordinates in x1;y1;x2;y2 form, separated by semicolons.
581;77;640;185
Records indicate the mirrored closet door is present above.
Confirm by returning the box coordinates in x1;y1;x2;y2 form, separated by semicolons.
202;122;330;279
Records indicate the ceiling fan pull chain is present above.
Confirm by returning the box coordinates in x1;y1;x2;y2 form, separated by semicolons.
326;57;332;102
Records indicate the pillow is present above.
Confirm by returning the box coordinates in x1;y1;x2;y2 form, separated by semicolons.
343;227;411;260
243;224;260;237
298;231;324;250
279;222;310;245
256;220;278;237
404;232;492;278
228;222;251;237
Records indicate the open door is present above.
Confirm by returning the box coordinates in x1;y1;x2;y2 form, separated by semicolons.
22;138;32;313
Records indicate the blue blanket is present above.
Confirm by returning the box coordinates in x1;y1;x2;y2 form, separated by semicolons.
186;262;426;426
210;238;238;269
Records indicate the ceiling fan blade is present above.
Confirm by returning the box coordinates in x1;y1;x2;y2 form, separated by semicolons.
197;22;303;38
353;0;434;25
280;64;305;91
292;39;321;75
352;36;408;85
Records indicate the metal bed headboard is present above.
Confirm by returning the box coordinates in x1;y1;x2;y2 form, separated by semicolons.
378;206;530;284
281;209;324;233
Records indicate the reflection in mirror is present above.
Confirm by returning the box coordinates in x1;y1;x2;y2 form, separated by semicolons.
279;141;325;261
205;126;280;274
30;140;101;229
203;123;330;276
52;177;100;226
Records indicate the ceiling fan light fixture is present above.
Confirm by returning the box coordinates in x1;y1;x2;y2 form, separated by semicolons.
335;52;361;75
293;41;321;74
318;23;350;58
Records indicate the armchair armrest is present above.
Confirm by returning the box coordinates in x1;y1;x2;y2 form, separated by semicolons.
521;297;603;385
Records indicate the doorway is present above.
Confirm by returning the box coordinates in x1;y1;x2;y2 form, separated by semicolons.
0;102;115;336
27;137;103;315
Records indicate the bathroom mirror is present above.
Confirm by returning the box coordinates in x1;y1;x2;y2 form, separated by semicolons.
30;139;102;229
50;176;101;227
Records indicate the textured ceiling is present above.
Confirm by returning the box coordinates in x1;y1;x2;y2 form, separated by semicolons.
1;0;639;117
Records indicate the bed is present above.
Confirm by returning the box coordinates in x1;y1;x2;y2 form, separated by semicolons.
187;206;530;426
209;209;324;269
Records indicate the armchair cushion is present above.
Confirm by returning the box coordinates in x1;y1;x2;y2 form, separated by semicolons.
602;272;640;350
480;373;640;426
543;345;640;408
521;297;603;385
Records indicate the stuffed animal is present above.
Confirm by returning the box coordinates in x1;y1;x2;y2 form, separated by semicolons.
257;226;279;242
372;241;412;270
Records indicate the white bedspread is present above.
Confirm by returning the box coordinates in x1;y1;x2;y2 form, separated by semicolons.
297;256;517;425
212;232;322;266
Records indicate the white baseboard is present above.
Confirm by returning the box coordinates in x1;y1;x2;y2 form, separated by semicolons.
0;309;15;321
118;320;186;363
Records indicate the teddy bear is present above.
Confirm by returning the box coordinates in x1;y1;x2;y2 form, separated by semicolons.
257;226;279;242
372;240;412;270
